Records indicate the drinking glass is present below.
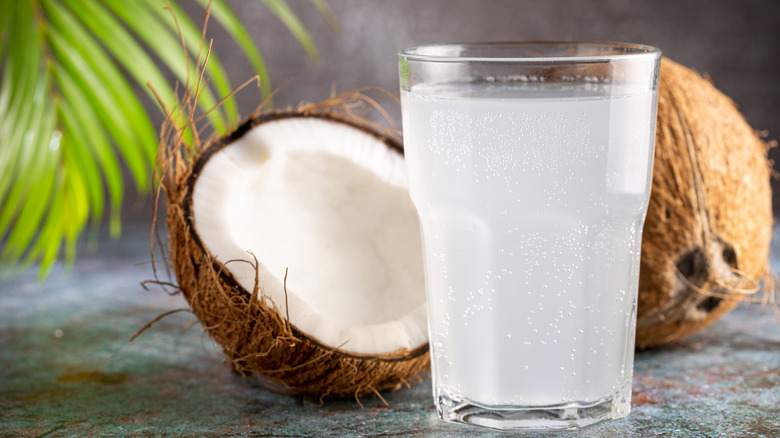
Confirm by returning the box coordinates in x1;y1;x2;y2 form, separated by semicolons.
398;42;661;430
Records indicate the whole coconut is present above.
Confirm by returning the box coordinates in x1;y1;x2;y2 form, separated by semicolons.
636;58;774;348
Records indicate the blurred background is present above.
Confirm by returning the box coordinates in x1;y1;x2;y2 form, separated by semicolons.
131;0;778;218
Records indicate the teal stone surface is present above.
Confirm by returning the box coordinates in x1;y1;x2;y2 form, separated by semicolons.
1;223;778;437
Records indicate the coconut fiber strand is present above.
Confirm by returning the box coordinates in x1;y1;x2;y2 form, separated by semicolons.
635;58;774;348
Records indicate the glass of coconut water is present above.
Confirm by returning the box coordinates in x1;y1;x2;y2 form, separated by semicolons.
398;42;661;430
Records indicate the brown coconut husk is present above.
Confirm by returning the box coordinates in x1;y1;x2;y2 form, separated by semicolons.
635;58;775;348
155;79;429;399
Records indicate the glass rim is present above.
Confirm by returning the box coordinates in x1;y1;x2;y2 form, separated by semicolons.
398;41;661;63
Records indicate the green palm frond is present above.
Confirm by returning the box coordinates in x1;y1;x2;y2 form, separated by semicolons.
0;0;329;280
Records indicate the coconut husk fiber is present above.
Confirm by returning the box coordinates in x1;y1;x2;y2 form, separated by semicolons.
158;90;429;400
635;57;774;348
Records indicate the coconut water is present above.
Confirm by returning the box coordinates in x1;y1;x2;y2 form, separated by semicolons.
401;83;656;408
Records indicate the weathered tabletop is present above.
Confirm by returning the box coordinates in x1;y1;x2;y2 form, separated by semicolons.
1;223;778;438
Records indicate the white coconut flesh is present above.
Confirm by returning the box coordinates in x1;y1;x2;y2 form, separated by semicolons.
191;116;428;355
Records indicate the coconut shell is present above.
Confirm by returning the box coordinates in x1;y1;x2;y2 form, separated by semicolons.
635;58;774;348
165;110;429;399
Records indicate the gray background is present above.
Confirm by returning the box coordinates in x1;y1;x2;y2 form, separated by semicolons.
131;0;779;218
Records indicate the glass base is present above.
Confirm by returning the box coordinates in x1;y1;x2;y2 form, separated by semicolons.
436;385;631;431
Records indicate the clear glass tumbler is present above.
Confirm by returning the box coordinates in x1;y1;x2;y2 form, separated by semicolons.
398;42;661;430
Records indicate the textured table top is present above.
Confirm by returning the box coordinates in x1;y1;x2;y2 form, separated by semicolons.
1;223;778;438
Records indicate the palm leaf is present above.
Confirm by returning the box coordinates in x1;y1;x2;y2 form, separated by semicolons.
193;0;275;100
261;0;320;62
139;0;239;123
100;0;227;133
46;17;152;189
0;2;48;237
309;0;341;33
0;0;331;279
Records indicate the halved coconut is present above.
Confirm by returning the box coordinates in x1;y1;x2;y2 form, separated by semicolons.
167;111;429;398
